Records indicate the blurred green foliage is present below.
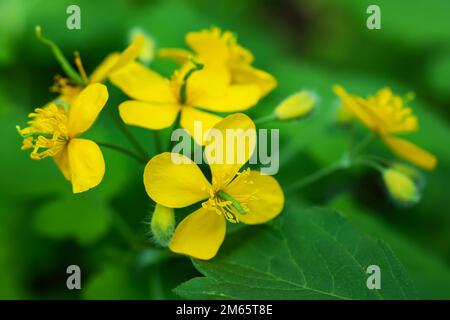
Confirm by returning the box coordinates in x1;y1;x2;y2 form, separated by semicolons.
0;0;449;299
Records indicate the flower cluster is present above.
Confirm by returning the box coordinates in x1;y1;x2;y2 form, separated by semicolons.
17;26;437;260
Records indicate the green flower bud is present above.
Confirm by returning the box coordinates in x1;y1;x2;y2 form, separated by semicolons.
150;204;175;247
382;168;420;204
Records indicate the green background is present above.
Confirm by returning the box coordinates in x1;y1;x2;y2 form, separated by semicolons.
0;0;449;299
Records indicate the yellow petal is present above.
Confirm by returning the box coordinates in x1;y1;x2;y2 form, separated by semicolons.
205;113;256;189
67;138;105;193
186;63;230;103
89;53;120;84
68;83;108;137
169;207;226;260
53;146;71;181
333;85;378;130
192;83;260;112
180;107;222;145
129;29;155;63
110;61;177;103
108;33;145;74
382;135;437;170
144;152;211;208
231;64;277;97
157;48;192;64
225;170;284;224
119;100;180;130
185;27;230;62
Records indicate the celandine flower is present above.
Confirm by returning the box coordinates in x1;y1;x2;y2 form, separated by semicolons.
143;114;284;259
333;85;437;170
110;59;260;145
158;27;277;97
17;84;108;193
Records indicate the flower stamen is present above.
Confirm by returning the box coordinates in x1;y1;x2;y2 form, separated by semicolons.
17;104;69;160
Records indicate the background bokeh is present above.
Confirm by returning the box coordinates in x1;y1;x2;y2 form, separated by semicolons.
0;0;449;299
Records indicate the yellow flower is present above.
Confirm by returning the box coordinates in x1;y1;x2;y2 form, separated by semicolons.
110;59;261;145
382;168;419;204
52;34;145;105
17;84;109;193
333;85;437;170
143;114;285;260
274;90;318;120
158;27;277;97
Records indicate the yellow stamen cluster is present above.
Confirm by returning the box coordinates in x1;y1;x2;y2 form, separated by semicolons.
365;89;418;134
17;104;69;160
202;168;257;224
202;191;239;223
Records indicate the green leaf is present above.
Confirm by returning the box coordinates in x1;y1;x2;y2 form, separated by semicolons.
331;195;450;299
175;207;416;300
33;193;112;245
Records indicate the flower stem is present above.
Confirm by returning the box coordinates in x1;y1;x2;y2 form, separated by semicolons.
285;160;345;193
96;141;147;164
35;26;85;85
350;132;375;157
254;114;276;125
352;157;385;172
106;108;149;161
285;153;386;194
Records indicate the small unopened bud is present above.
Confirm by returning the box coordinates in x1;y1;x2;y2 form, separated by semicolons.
150;204;175;247
129;28;155;63
274;90;318;121
382;168;419;204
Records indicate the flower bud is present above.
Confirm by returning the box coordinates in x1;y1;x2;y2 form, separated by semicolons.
274;90;317;121
382;168;419;204
129;28;155;63
150;204;175;247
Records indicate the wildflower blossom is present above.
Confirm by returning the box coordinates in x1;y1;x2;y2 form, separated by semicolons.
143;114;284;259
158;27;277;97
333;85;437;170
111;59;261;145
17;84;108;193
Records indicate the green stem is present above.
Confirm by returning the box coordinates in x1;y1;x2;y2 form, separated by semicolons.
254;114;276;125
35;26;85;85
285;161;345;193
350;132;375;157
352;157;385;172
180;61;204;104
96;141;146;164
107;108;149;161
